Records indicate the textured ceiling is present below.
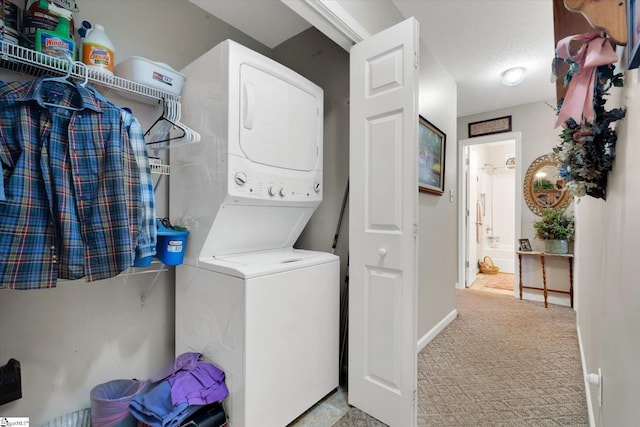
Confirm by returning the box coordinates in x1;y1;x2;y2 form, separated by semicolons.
193;0;558;118
190;0;311;49
392;0;557;117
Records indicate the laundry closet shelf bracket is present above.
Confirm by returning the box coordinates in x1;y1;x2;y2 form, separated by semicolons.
56;262;168;292
139;269;165;306
0;40;180;105
118;260;169;306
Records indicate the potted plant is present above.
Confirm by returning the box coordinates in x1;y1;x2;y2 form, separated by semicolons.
533;178;555;191
533;209;575;254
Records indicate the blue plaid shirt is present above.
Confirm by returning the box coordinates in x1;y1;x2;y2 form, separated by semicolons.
122;109;156;259
0;78;145;289
88;87;157;259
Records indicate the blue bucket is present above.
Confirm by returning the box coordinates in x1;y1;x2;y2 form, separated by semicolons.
155;219;189;266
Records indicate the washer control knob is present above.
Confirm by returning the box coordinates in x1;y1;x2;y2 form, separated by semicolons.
279;187;286;197
268;186;276;197
234;172;248;186
313;182;321;193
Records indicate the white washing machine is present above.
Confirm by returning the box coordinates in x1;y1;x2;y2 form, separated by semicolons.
171;40;339;426
175;250;338;427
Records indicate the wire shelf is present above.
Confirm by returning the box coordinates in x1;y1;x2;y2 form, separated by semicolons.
150;163;171;175
0;39;200;174
0;40;180;105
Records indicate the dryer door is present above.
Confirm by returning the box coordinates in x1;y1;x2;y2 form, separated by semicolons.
239;64;321;171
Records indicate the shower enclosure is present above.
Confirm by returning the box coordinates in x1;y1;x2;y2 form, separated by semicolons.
469;142;516;275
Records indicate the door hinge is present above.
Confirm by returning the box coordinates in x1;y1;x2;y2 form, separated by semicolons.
413;223;418;238
465;261;469;268
414;51;419;69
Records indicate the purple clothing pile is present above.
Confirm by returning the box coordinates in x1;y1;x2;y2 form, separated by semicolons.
130;353;229;427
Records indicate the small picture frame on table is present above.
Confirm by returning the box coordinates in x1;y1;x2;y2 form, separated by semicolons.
519;238;532;252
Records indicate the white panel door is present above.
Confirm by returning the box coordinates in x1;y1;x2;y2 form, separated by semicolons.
349;17;419;427
466;147;474;286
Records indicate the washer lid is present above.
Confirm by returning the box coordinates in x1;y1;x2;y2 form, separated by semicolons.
198;248;338;279
239;64;321;171
200;204;316;258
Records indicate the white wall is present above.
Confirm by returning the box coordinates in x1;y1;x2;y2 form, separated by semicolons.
417;43;458;338
336;0;405;35
576;72;640;425
0;1;270;424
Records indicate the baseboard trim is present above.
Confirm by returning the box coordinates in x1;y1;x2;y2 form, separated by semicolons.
417;309;457;353
577;324;596;427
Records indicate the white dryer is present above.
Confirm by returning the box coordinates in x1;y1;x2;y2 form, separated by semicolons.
171;39;325;264
171;40;339;427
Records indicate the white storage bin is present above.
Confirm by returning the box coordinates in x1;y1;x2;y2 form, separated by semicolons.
115;56;185;96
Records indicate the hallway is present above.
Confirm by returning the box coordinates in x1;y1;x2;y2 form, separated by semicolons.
334;289;588;426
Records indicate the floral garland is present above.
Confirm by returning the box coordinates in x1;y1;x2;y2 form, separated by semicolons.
553;49;625;200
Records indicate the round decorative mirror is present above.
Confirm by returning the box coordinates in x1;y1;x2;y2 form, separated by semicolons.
523;154;572;216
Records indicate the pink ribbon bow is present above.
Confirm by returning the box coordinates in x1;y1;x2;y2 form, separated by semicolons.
555;33;618;127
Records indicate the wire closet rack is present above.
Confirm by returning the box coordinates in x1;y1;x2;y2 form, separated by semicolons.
0;39;201;175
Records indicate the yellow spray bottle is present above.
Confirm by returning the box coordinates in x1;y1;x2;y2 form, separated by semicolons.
34;0;75;59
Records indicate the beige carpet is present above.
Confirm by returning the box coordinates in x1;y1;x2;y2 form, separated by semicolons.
334;289;588;427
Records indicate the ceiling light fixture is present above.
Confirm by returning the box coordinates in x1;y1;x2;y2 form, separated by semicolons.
501;67;526;86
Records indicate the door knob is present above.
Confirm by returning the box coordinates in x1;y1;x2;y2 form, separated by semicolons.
378;248;387;257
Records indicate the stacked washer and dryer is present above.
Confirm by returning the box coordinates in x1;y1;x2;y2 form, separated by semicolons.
170;40;339;426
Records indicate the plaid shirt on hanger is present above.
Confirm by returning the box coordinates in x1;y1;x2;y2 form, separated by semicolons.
0;78;143;289
88;87;156;260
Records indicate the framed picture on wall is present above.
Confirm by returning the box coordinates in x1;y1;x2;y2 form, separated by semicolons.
468;115;512;138
628;0;640;69
418;115;446;195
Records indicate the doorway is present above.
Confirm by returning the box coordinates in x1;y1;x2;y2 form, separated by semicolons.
458;132;522;297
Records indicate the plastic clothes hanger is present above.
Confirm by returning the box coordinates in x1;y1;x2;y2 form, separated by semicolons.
40;53;84;111
76;62;89;87
173;100;200;143
145;98;201;146
144;115;186;145
144;99;186;146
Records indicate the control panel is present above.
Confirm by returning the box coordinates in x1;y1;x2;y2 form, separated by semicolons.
228;156;322;203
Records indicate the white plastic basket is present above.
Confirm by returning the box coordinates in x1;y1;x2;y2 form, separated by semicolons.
42;408;91;427
116;56;185;96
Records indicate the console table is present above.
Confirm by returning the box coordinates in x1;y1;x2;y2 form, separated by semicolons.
516;251;574;308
